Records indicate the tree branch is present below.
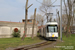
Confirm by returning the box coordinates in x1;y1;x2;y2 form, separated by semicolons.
27;4;33;9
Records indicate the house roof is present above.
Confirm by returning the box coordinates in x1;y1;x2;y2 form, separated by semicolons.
38;25;46;29
22;19;33;20
0;21;37;25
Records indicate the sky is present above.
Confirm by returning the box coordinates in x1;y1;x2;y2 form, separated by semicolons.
0;0;63;22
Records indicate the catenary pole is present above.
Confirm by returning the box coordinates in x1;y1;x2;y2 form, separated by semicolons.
60;0;62;41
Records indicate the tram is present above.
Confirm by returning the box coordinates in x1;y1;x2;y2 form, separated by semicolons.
40;22;58;40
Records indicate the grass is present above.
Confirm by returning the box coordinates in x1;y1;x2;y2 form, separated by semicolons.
0;33;75;50
44;34;75;50
0;37;43;50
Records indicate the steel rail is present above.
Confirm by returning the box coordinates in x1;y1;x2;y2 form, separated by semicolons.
14;41;56;50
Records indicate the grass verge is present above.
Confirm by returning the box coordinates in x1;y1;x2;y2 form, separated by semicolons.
0;37;43;50
44;34;75;50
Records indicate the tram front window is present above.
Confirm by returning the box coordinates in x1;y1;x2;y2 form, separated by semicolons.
47;25;57;32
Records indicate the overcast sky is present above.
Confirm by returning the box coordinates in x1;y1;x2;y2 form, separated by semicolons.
0;0;62;22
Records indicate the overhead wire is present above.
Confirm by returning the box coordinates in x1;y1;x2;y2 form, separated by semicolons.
36;0;57;7
36;0;58;22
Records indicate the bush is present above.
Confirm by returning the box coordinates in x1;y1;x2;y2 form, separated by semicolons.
12;28;21;37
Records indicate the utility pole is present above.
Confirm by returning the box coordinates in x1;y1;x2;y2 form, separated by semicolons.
32;8;37;39
60;0;62;41
21;0;33;41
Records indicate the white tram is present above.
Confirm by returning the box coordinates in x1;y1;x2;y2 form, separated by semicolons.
40;22;58;40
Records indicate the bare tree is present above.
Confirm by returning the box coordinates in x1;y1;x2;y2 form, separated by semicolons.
30;14;44;26
49;16;52;22
21;0;33;41
56;10;60;36
53;18;56;22
32;8;37;39
39;0;52;13
62;14;67;26
39;0;52;22
63;0;74;37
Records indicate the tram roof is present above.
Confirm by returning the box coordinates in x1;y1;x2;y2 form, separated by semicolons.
46;22;58;25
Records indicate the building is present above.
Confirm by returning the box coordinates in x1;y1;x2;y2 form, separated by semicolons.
22;19;34;23
0;19;37;38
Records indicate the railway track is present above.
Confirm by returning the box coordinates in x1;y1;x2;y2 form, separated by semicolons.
14;40;56;50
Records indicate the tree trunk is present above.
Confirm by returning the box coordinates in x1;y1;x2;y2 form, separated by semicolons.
21;0;28;41
63;0;72;37
32;8;37;39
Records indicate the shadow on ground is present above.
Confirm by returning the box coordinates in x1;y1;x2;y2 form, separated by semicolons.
37;35;46;40
37;35;57;42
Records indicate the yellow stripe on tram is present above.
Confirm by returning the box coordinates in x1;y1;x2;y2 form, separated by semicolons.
52;34;54;37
